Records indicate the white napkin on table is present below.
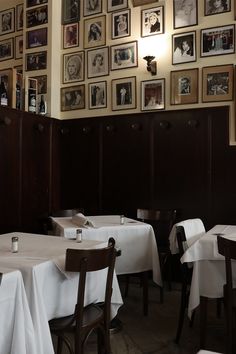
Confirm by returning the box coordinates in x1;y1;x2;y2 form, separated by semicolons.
72;213;95;228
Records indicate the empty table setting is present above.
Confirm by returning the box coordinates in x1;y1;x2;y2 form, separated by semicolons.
51;214;162;286
0;232;123;354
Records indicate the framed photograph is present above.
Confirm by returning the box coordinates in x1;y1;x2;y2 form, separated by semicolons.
0;69;13;107
205;0;230;15
172;31;196;65
33;75;47;94
26;0;48;7
112;9;130;39
112;76;136;111
141;6;164;37
0;38;13;62
173;0;198;29
63;23;79;48
26;5;48;28
170;68;199;105
25;51;47;71
201;25;235;57
16;4;23;31
61;84;85;111
26;28;47;49
87;47;109;78
0;8;15;36
132;0;159;5
141;79;165;111
107;0;128;13
202;64;234;102
63;51;85;83
84;15;106;49
62;0;80;25
83;0;102;17
14;65;23;74
88;81;107;109
15;35;23;59
111;41;138;71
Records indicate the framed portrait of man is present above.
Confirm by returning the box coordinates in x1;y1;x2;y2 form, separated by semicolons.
88;81;107;109
172;31;196;65
61;84;85;111
62;0;80;25
107;0;128;13
0;8;15;36
170;68;199;105
112;76;136;111
63;51;85;83
110;41;138;71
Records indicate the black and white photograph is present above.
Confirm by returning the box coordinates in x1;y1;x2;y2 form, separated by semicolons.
26;0;48;8
83;0;102;17
141;79;165;111
87;47;109;79
111;41;138;70
172;31;196;64
84;15;106;49
141;6;164;37
170;68;198;104
33;75;47;94
25;51;47;71
61;84;85;111
0;8;15;36
205;0;230;15
173;0;198;29
62;0;80;25
63;51;84;83
63;23;79;48
201;25;235;57
107;0;128;13
0;38;13;61
89;81;107;109
26;28;47;49
112;76;136;110
112;9;130;39
26;5;48;28
15;35;23;59
16;4;23;31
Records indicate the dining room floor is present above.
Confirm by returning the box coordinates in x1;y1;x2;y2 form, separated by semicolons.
54;279;226;354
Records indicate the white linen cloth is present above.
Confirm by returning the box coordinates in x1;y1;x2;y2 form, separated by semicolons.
197;351;222;354
0;233;123;354
0;268;37;354
169;218;206;254
181;225;236;317
51;215;162;286
71;212;95;228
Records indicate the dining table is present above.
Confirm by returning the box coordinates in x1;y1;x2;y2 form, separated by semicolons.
51;214;162;286
0;232;123;354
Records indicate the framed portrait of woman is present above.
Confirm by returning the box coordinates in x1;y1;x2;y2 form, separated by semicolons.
112;9;130;39
173;0;198;29
204;0;230;16
87;46;109;79
141;6;164;37
84;15;106;49
63;51;85;83
83;0;102;17
172;31;196;65
107;0;128;13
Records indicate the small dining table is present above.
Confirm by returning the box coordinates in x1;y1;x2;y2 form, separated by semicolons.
0;232;123;354
51;215;162;286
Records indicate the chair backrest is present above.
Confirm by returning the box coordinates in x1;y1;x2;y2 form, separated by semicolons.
217;236;236;292
137;208;177;248
65;237;116;333
176;226;188;257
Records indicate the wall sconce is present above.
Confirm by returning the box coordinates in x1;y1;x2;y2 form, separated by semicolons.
143;56;157;75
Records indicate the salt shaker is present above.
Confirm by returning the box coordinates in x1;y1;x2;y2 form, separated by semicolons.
11;236;19;253
76;229;82;243
120;215;125;225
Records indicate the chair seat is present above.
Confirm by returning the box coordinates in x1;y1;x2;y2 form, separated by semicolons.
49;304;103;332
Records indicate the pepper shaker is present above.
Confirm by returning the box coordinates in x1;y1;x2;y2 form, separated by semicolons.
11;236;19;253
120;215;125;225
76;229;82;243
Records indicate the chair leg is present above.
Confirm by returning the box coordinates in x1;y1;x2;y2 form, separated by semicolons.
200;296;208;349
124;275;130;298
175;282;188;344
142;271;149;316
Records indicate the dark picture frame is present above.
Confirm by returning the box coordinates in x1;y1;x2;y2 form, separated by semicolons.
141;6;164;37
0;38;14;62
16;4;23;31
88;81;107;109
87;46;109;79
112;76;136;111
63;51;85;83
0;8;15;36
205;0;230;16
173;0;198;29
26;5;48;28
172;31;196;65
84;15;106;49
111;40;138;71
62;0;80;25
107;0;128;13
201;24;235;57
15;35;23;59
141;79;165;111
0;69;13;107
63;23;79;49
26;0;48;8
83;0;102;17
32;75;47;94
25;51;47;71
61;84;85;111
26;28;47;49
112;9;131;39
202;64;234;102
170;68;199;105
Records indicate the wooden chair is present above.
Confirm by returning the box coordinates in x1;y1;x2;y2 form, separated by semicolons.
49;237;116;354
217;235;236;354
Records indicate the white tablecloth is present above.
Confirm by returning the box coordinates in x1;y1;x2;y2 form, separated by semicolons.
181;225;236;317
0;268;37;354
51;215;162;286
0;233;123;354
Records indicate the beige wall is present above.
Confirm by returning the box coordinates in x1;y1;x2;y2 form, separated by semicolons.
0;0;235;143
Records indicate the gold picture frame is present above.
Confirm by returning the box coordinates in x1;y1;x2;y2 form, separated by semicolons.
202;64;234;103
61;84;85;111
132;0;158;7
170;68;198;105
112;76;136;111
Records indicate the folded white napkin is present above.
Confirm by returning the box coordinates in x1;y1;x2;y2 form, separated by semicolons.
71;213;95;228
